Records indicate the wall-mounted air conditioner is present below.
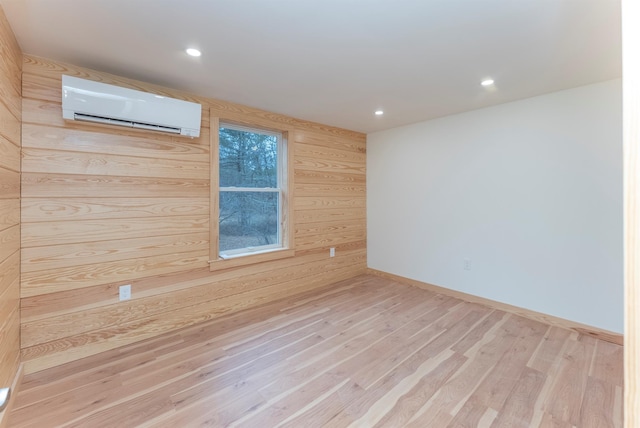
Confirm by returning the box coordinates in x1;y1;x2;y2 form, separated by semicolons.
61;75;202;138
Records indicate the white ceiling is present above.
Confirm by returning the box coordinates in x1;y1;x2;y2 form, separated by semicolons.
0;0;621;133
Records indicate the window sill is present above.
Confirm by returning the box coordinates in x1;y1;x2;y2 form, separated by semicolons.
209;248;295;272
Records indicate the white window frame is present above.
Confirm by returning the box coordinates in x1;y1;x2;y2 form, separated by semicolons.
209;116;294;271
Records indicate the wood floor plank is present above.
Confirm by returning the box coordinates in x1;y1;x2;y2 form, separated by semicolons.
63;389;175;428
538;412;577;428
371;352;467;428
350;349;457;427
234;374;351;427
528;326;572;373
7;274;624;428
401;315;527;426
146;386;265;428
590;339;624;386
451;309;507;355
351;304;486;390
278;380;363;428
458;317;548;414
490;367;546;428
544;335;598;426
579;377;617;428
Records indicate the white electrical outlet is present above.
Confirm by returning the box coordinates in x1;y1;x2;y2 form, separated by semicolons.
463;258;471;271
119;284;131;301
330;247;336;257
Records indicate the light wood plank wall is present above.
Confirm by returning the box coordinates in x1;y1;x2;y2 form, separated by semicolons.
623;0;640;425
20;56;367;374
0;2;22;410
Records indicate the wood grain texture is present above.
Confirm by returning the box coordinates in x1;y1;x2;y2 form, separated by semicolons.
623;0;640;425
21;215;209;247
20;55;367;373
0;167;19;199
20;248;366;327
369;269;624;346
0;7;21;428
21;232;210;273
0;133;19;173
21;173;211;199
0;11;20;122
21;249;365;347
207;98;365;142
295;183;366;198
22;147;209;179
0;363;22;428
0;98;21;145
295;207;365;224
293;129;366;152
0;225;19;263
21;250;210;297
21;197;210;222
7;275;623;428
21;250;366;373
22;124;210;161
0;252;19;300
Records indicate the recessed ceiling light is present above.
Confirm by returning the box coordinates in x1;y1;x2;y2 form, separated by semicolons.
374;110;384;116
481;78;495;87
186;48;202;57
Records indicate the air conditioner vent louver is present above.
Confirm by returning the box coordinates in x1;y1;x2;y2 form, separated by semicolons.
62;75;201;138
73;113;182;134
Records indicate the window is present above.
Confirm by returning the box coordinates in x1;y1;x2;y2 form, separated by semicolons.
210;118;294;270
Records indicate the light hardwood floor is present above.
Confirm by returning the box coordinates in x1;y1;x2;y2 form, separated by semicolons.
7;275;623;427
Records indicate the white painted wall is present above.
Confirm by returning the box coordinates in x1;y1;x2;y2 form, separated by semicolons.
367;80;623;333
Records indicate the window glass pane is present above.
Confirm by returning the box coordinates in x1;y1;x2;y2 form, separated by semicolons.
219;127;278;188
219;191;279;252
